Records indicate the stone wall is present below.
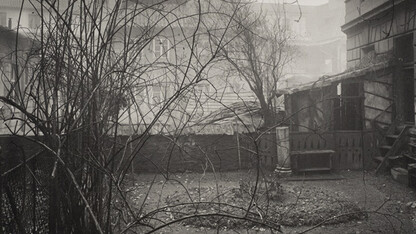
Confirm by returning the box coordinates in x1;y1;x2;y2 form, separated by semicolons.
130;134;255;173
0;132;284;175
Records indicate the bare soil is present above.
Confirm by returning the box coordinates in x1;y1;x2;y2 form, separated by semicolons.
124;170;416;233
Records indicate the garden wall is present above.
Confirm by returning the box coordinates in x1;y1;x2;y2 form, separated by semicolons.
130;134;256;173
0;136;45;171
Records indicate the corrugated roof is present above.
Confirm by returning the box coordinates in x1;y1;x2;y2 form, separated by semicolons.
279;61;392;95
196;101;261;125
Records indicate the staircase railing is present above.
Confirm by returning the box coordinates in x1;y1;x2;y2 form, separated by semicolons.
370;103;394;139
375;124;411;174
370;103;394;157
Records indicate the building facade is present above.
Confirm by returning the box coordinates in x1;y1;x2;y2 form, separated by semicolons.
0;0;347;135
0;26;36;134
342;0;416;128
285;0;416;132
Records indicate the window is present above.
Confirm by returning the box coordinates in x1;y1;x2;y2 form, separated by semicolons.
360;45;376;66
0;62;5;96
231;81;242;92
152;85;161;103
195;84;209;94
153;37;169;58
1;63;11;96
361;45;375;58
195;84;209;109
29;13;41;29
0;12;6;27
1;63;16;100
25;67;30;85
394;33;414;64
178;94;188;109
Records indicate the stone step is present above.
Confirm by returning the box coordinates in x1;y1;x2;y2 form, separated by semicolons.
373;156;384;162
379;145;392;151
386;134;399;139
391;167;408;185
396;124;413;133
374;155;403;162
388;155;404;160
385;135;399;145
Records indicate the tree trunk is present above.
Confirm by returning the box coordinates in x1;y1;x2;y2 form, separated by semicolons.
259;97;275;128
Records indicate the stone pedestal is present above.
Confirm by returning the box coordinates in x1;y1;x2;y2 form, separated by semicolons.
276;127;290;168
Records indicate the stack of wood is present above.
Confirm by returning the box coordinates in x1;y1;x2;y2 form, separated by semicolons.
409;127;416;146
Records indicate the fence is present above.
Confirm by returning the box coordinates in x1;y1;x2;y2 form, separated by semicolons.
290;130;377;170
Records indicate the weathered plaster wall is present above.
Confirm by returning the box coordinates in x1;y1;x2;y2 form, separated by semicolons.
345;0;390;25
345;1;416;69
344;0;416;125
363;72;394;128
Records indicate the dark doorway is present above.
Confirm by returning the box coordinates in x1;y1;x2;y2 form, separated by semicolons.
394;33;415;123
395;69;415;123
334;81;363;130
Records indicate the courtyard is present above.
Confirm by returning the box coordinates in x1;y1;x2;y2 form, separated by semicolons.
124;170;416;233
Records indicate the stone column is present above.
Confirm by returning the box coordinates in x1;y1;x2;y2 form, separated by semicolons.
276;126;290;168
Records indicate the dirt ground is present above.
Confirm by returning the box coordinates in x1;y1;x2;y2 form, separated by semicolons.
125;170;416;233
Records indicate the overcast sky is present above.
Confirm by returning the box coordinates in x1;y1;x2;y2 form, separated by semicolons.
261;0;329;6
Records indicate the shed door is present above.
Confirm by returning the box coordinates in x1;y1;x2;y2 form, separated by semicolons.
334;81;363;130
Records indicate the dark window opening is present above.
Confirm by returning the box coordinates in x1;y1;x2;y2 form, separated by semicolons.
394;33;414;64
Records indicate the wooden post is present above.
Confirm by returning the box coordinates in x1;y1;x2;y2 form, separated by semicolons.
275;127;278;166
236;120;241;170
333;131;338;170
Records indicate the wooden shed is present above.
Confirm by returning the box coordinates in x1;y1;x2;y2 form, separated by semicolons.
281;61;403;170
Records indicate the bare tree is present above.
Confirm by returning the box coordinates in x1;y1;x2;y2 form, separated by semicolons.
217;2;296;128
0;0;285;233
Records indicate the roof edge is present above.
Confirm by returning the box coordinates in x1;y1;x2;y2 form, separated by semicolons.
281;61;392;95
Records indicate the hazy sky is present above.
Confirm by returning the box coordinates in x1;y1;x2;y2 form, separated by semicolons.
262;0;329;6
